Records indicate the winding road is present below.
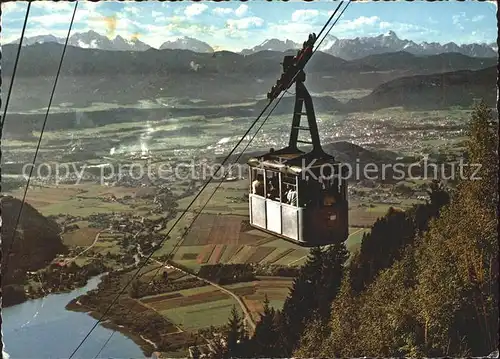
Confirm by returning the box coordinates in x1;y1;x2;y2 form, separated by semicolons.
144;255;256;332
64;229;105;265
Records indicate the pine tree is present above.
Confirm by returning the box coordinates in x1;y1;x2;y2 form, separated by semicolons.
277;243;349;355
427;180;450;210
294;100;498;358
225;305;244;358
463;99;498;214
279;247;325;354
414;100;499;356
251;294;278;357
317;243;349;320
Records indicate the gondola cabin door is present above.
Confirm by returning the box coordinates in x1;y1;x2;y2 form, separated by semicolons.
248;165;348;246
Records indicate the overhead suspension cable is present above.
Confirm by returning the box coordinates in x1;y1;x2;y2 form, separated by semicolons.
3;1;79;273
73;2;350;358
157;0;353;282
69;53;284;359
311;1;351;55
92;99;283;359
1;1;31;129
89;2;350;357
161;1;354;259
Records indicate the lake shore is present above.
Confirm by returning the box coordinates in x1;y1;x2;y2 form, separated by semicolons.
66;299;156;357
2;274;146;359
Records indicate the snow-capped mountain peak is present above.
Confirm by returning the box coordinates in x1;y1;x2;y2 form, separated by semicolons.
320;31;497;59
11;34;61;46
240;38;300;55
69;31;151;51
8;30;497;59
159;36;214;53
317;35;338;51
9;30;151;51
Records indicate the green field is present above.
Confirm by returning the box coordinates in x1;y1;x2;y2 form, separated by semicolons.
346;228;371;253
139;278;293;331
161;298;243;330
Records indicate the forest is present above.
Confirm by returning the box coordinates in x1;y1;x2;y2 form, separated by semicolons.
201;100;499;358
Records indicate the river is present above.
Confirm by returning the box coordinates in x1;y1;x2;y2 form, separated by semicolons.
2;275;147;359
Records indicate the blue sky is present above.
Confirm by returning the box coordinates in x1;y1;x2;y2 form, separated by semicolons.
1;0;497;51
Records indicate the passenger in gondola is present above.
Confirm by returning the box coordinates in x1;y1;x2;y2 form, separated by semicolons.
281;184;288;202
252;174;264;196
286;185;298;206
267;177;279;200
323;178;340;206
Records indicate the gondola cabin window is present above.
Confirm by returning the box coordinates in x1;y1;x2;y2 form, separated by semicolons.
296;174;347;208
250;168;265;197
265;170;281;202
281;174;298;207
247;164;349;245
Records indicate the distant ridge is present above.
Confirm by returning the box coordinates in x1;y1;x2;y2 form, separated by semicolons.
1;41;496;111
10;30;497;58
346;66;497;111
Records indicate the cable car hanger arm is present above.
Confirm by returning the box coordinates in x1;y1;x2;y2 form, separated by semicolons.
266;1;344;102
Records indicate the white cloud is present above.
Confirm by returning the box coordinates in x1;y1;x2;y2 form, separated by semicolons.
152;10;163;18
30;10;93;27
291;10;319;22
267;21;316;42
379;21;391;29
212;7;233;16
452;12;466;25
351;16;380;26
234;4;248;17
124;6;141;17
226;16;264;30
451;12;466;30
1;2;24;12
32;1;75;13
19;1;79;25
335;16;380;32
133;21;215;48
184;3;208;18
472;15;485;22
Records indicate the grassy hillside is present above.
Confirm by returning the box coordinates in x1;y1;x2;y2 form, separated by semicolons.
347;66;497;111
1;195;67;306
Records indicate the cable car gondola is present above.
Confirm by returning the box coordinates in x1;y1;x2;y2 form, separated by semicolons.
247;38;349;246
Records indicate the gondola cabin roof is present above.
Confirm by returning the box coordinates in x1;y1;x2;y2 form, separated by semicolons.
247;149;346;176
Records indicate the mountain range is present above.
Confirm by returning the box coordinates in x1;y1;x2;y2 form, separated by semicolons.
10;30;497;59
11;30;151;52
2;40;496;112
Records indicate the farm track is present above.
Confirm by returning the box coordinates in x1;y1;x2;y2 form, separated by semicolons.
64;229;105;264
143;255;257;332
133;297;184;334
